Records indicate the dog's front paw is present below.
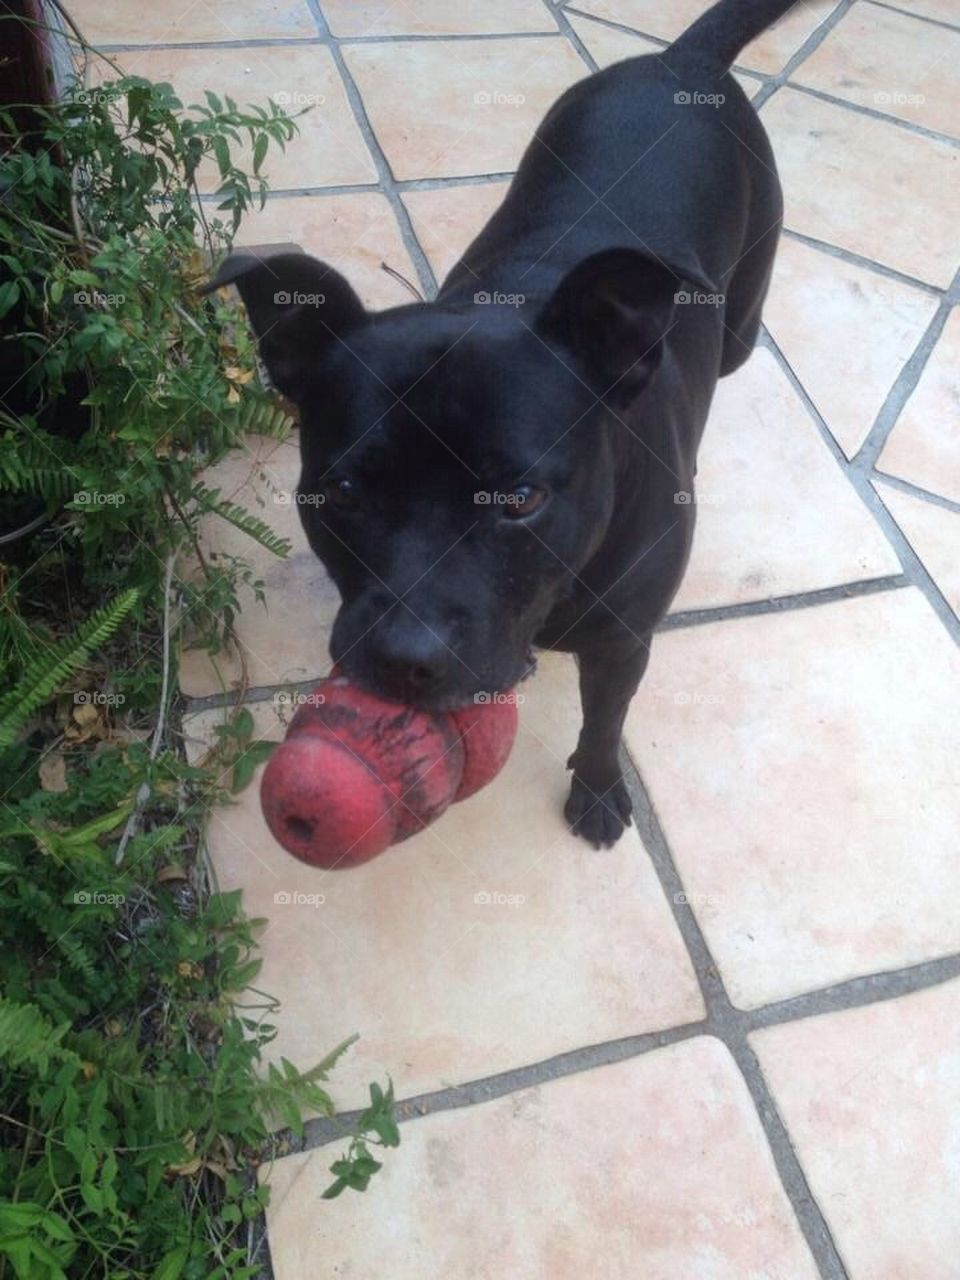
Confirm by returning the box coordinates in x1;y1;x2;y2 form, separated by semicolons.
564;769;633;849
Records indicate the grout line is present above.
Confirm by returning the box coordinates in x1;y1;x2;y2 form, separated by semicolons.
395;170;516;191
199;172;517;202
181;575;911;716
745;954;960;1032
852;265;960;472
749;0;856;111
778;227;945;295
542;0;601;74
867;0;960;33
621;766;850;1278
658;575;910;633
301;0;440;298
94;32;564;53
871;470;960;516
297;1019;707;1150
781;81;960;151
760;328;960;648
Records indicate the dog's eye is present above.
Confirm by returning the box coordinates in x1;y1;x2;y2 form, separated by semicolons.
326;478;360;511
503;484;547;520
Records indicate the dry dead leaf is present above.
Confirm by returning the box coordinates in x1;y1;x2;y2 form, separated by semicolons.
39;752;68;792
156;865;188;884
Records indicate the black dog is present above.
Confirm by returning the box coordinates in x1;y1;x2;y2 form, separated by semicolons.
208;0;792;848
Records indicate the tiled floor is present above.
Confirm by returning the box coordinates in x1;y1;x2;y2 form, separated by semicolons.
80;0;960;1274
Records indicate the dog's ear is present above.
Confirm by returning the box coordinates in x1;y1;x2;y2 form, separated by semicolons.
539;248;714;404
202;251;366;400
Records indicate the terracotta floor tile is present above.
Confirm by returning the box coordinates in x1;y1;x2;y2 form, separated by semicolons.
319;0;554;37
877;306;960;503
178;434;339;697
401;182;510;284
875;481;960;619
265;1037;819;1280
563;0;839;73
343;38;588;179
751;977;960;1279
567;10;762;94
68;0;317;44
235;192;419;309
204;651;703;1109
794;2;960;138
669;349;900;611
625;588;960;1008
760;87;960;287
763;237;939;457
94;45;377;189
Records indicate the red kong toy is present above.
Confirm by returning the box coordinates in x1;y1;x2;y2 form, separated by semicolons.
260;675;519;870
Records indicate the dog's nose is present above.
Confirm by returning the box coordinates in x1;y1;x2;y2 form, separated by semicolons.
372;630;449;700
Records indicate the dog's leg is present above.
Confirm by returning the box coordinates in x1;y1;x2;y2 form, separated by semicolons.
565;638;651;848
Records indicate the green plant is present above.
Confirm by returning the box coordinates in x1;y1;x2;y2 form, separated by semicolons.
0;70;298;691
0;743;397;1277
0;26;398;1280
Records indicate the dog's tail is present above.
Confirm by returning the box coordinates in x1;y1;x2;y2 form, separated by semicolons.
669;0;801;72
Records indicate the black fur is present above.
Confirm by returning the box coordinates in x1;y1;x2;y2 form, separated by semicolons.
206;0;793;847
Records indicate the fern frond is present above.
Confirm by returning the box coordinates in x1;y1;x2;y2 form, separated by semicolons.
213;499;291;557
233;395;295;440
0;998;81;1074
0;427;82;496
193;483;291;558
0;588;140;747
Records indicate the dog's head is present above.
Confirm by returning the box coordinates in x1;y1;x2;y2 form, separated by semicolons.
208;248;691;708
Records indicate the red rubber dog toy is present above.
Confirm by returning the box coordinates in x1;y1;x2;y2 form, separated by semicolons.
260;675;519;869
